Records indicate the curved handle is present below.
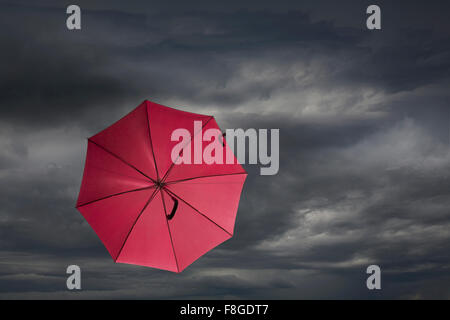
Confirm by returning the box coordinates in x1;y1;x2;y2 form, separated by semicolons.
219;132;226;147
167;196;178;220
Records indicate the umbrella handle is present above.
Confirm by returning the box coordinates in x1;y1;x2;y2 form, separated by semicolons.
219;132;226;147
167;196;178;220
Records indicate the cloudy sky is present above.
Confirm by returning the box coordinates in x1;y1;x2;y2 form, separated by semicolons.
1;0;450;299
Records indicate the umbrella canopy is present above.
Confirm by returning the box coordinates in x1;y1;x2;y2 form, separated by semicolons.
76;100;247;272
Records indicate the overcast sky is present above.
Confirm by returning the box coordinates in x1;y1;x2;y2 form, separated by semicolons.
1;0;450;299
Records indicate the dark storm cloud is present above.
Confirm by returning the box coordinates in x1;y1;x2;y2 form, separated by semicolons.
2;3;359;126
2;1;449;126
1;0;450;299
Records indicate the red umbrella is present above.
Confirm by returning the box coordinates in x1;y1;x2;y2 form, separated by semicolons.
76;100;247;272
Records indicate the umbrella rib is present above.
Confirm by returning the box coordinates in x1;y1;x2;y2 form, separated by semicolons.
115;188;160;261
160;191;180;273
76;186;156;208
89;165;155;183
160;116;214;183
89;139;156;183
163;188;232;237
164;172;247;186
145;102;160;181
